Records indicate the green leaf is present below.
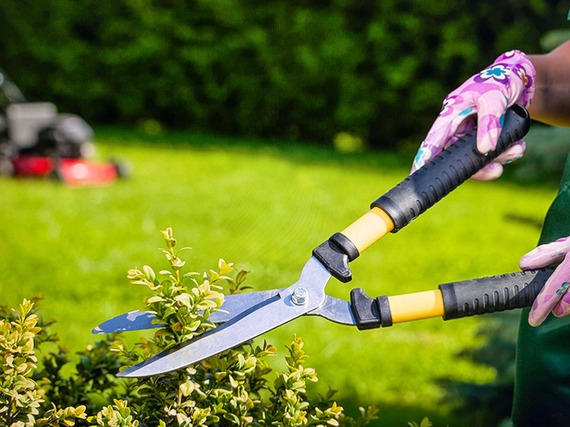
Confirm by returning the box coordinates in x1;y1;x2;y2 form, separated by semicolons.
143;265;156;282
174;293;194;308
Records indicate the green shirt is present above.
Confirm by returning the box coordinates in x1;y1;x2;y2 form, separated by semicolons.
512;154;570;426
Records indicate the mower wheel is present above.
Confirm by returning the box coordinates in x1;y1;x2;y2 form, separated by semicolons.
0;158;14;176
49;164;65;182
112;160;131;179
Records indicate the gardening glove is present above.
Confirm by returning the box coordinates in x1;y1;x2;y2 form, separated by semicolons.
411;50;536;181
521;237;570;327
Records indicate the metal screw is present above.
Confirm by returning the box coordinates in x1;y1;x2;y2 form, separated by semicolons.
291;287;308;305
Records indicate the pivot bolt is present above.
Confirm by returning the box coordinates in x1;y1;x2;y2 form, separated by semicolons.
291;287;308;305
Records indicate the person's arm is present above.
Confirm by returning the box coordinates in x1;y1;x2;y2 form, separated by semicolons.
529;41;570;127
517;42;570;326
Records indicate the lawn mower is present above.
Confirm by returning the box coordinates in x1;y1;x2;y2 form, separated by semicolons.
0;67;128;186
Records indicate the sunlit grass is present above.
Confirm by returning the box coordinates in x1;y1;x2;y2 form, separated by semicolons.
0;128;558;426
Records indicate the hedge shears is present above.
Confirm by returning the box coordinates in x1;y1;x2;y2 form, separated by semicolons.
95;105;541;378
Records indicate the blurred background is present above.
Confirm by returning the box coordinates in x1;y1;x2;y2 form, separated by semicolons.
1;0;568;149
2;1;570;426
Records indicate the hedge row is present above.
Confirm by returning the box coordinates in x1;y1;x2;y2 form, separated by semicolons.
0;1;565;147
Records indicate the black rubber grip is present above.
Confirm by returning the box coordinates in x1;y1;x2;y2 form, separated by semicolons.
439;268;553;320
349;288;393;330
373;105;531;231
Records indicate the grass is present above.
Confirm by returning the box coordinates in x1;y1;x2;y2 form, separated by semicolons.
0;126;559;426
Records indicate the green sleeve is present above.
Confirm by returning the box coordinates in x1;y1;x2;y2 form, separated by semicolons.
512;154;570;426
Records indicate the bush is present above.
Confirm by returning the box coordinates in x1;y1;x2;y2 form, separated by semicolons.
436;311;520;427
0;228;380;426
0;1;565;148
508;125;570;185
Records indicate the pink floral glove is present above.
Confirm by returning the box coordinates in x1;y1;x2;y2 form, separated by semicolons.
411;50;536;180
521;237;570;327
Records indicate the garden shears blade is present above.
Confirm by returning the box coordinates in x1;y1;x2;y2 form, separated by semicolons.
116;257;334;377
93;288;356;334
93;290;284;333
95;106;531;378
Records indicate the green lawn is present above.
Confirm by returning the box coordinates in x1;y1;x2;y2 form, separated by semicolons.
0;128;558;426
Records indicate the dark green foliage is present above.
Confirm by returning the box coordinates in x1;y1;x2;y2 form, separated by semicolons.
0;1;564;147
508;124;570;185
437;311;520;427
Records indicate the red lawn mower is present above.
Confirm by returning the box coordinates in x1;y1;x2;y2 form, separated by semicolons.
0;67;128;186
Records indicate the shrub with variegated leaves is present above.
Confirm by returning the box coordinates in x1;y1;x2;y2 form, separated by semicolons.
0;228;379;426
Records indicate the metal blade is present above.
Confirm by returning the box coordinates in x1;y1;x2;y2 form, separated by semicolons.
92;310;158;334
117;257;331;377
92;290;281;334
307;295;356;325
93;292;357;335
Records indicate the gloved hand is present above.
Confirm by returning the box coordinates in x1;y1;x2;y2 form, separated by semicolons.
411;50;536;180
521;237;570;327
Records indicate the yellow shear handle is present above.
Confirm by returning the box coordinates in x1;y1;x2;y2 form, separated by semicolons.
341;207;394;254
341;106;529;256
340;208;442;323
387;290;444;324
